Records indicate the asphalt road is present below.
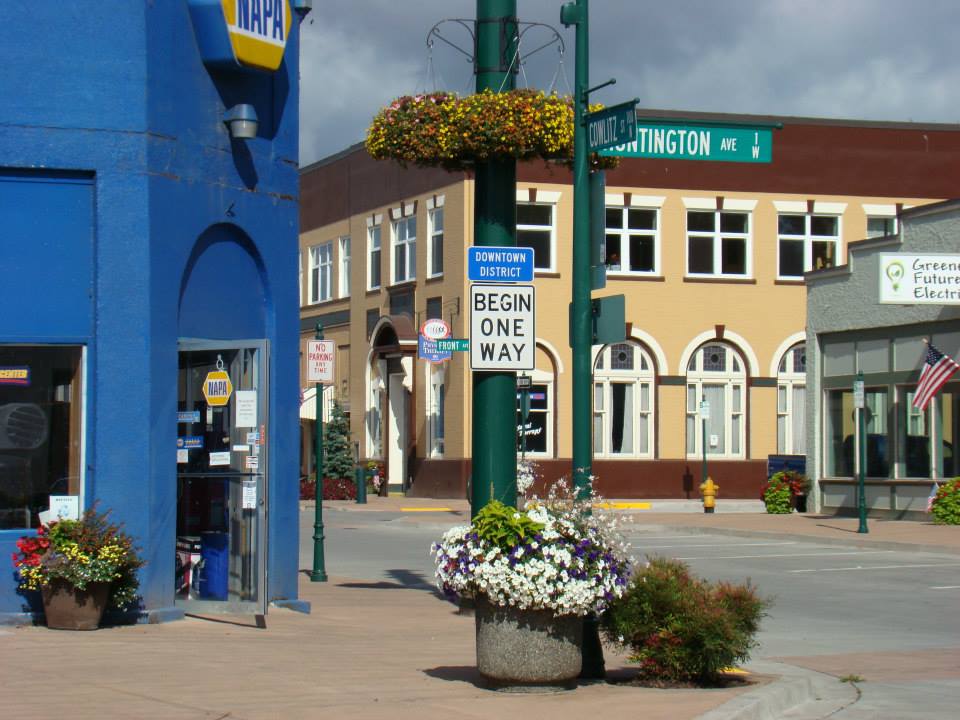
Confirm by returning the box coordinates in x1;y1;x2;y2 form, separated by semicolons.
301;507;960;718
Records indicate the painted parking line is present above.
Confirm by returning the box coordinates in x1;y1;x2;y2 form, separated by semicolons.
790;562;960;574
400;507;454;513
930;585;960;589
676;550;895;561
637;541;798;550
594;502;652;509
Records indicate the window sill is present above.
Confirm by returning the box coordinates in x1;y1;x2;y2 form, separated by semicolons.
774;278;806;286
388;280;417;291
366;288;382;296
606;273;665;282
683;276;756;285
425;274;445;284
534;271;561;278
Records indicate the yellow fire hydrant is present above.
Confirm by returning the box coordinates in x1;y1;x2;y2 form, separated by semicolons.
700;477;719;514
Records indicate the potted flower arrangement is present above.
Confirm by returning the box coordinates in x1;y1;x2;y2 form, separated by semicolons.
366;461;386;497
761;471;810;514
365;88;618;172
431;481;631;687
11;506;144;630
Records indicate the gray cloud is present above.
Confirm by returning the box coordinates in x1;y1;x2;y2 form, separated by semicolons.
299;0;960;166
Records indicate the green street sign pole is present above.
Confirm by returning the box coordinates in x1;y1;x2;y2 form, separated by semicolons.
562;0;605;680
311;323;328;581
855;372;869;534
471;0;518;518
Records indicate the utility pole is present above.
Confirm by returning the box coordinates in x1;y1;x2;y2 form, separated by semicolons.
561;0;605;680
471;0;519;516
854;371;869;534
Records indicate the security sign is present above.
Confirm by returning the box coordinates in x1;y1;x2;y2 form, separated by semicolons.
203;370;234;407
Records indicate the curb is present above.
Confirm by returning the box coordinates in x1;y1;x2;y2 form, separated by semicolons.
699;661;856;720
625;523;960;557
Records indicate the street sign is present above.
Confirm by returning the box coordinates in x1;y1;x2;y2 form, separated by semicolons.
419;318;452;363
853;379;865;409
699;400;710;420
307;340;335;383
203;370;233;407
516;374;532;390
470;284;535;371
468;246;534;282
437;338;469;352
586;100;638;153
600;120;774;163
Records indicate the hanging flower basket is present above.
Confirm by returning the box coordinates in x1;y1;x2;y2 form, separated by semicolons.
365;89;618;172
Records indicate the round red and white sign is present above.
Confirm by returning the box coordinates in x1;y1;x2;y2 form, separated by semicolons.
420;318;451;340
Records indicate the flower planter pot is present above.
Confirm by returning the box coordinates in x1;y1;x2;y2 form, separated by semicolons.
41;579;110;630
474;596;582;690
795;494;808;513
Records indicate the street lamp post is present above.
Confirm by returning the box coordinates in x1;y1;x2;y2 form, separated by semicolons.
854;371;869;534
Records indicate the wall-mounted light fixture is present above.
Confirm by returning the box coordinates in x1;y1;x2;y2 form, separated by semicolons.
223;104;258;139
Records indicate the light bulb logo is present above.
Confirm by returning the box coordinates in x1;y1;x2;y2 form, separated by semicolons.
885;261;905;291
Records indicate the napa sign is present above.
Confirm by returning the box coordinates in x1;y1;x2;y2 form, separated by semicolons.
189;0;292;72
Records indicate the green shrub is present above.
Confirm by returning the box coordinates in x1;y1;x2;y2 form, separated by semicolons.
472;500;544;551
761;474;795;514
601;556;770;684
931;478;960;525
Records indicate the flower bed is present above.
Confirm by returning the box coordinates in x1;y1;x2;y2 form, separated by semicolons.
931;478;960;524
761;471;809;514
365;89;617;171
299;476;357;501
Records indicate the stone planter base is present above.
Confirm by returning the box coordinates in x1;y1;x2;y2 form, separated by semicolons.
475;596;582;690
41;580;110;630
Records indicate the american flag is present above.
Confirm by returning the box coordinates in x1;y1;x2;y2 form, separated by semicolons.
912;342;960;411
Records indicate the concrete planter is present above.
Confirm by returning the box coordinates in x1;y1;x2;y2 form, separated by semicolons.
474;596;582;689
41;579;110;630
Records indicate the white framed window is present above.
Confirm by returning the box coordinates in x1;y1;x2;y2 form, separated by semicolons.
593;341;655;458
605;206;658;275
427;364;445;457
777;343;806;455
428;206;444;277
686;343;746;458
392;215;416;284
368;223;382;290
686;210;750;277
309;242;332;303
866;216;897;238
517;203;555;271
516;372;554;457
338;236;351;297
777;213;840;278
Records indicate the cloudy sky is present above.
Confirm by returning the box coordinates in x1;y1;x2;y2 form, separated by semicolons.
298;0;960;166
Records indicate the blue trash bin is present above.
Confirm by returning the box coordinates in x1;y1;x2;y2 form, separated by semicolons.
197;531;229;600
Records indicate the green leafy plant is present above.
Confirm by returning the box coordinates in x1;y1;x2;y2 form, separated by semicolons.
365;89;618;171
473;500;544;551
761;471;807;514
602;556;770;684
323;401;355;481
930;478;960;525
12;506;144;610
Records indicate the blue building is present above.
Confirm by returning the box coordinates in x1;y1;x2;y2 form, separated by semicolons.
1;2;308;622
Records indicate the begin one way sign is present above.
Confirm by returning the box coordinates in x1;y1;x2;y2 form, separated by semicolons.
470;284;535;371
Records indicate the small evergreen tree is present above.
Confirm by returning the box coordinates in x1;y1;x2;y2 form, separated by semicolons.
323;401;355;481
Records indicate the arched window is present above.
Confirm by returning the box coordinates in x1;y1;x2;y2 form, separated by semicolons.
686;342;746;458
516;345;557;458
593;341;655;458
777;343;806;454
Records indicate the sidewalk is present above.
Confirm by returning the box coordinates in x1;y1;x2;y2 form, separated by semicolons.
2;501;955;719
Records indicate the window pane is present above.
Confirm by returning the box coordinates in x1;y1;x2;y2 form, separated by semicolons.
688;236;713;274
792;385;805;454
778;385;787;413
811;240;835;270
639;383;650;412
605;207;622;228
518;229;551;269
370;249;381;288
628;209;656;230
826;390;854;476
605;234;622;270
811;215;838;236
687;384;696;412
629;235;655;272
686;414;696;454
432;209;444;232
517;203;552;226
721;238;746;274
704;384;725;454
702;345;726;372
0;346;83;529
732;385;741;413
687;211;714;232
866;216;894;238
610;343;634;370
864;389;889;477
779;238;804;276
720;212;748;233
778;214;805;235
793;345;806;373
431;233;443;275
731;415;741;454
637;413;649;454
594;383;604;410
610;383;633;454
593;413;604;453
778;415;787;454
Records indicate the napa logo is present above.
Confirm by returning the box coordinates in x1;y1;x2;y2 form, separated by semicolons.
189;0;292;73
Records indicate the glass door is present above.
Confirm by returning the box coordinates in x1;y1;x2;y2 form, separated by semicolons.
176;340;267;616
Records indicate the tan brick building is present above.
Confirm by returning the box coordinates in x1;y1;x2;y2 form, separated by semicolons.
298;111;960;498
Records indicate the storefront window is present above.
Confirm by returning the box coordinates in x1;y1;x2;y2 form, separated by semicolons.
0;346;84;529
825;387;888;478
517;383;551;455
940;386;960;478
